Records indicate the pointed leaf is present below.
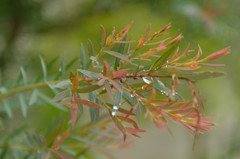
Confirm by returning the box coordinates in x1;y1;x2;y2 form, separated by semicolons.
88;39;94;57
103;61;111;77
40;56;47;81
113;69;132;79
104;50;131;62
52;128;70;149
38;92;67;111
115;34;127;70
71;72;79;94
61;56;65;79
29;89;39;105
113;84;122;108
78;69;100;80
143;24;151;42
117;116;139;129
105;82;114;100
2;100;13;118
200;47;230;62
52;90;69;102
100;25;106;47
77;85;101;93
177;71;225;80
110;80;123;93
77;99;103;108
19;95;27;118
20;66;27;85
150;42;179;71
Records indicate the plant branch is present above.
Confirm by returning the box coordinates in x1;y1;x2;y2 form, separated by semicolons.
0;80;63;100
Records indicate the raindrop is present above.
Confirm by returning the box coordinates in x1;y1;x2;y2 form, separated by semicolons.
112;111;117;116
141;86;145;89
143;77;151;84
58;68;62;72
172;92;176;96
130;94;134;97
113;106;118;110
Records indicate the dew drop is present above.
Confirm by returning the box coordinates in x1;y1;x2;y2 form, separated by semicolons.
143;77;151;84
113;106;118;110
130;94;134;97
58;68;62;72
112;111;117;116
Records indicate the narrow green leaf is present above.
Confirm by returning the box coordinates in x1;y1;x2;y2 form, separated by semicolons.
136;103;141;121
51;80;72;89
177;71;225;80
150;42;179;71
81;43;86;69
113;84;122;109
89;107;95;123
66;57;78;70
29;89;39;105
47;56;59;70
78;69;100;80
77;85;101;93
51;90;69;102
20;67;27;85
38;92;67;111
76;93;83;112
114;34;127;70
19;95;27;118
2;100;13;118
88;39;94;57
34;131;42;146
40;56;47;81
122;90;134;104
61;56;65;79
104;50;131;62
89;92;96;123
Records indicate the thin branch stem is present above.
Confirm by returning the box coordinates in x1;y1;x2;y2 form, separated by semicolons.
0;80;63;100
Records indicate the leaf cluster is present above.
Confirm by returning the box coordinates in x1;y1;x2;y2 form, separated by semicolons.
0;22;230;158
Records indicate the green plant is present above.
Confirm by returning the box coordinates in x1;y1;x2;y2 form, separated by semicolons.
0;22;230;158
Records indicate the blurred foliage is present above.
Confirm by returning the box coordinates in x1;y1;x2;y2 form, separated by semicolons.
0;0;239;158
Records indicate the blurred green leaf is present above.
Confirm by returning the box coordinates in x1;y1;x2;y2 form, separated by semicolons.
150;42;179;71
28;89;39;105
88;39;94;57
114;35;127;70
104;50;131;62
40;56;47;81
177;71;225;80
19;95;27;118
78;69;100;80
20;67;27;85
38;92;67;111
2;100;12;118
81;43;86;70
77;85;101;93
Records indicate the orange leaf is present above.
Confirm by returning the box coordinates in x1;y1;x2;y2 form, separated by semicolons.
52;128;70;149
136;36;144;49
116;22;133;41
77;99;103;108
71;72;79;94
143;24;151;42
112;69;132;79
126;127;146;138
139;45;166;58
103;61;111;77
100;25;106;47
200;47;230;62
117;115;139;129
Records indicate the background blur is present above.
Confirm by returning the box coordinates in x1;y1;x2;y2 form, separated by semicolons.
0;0;239;158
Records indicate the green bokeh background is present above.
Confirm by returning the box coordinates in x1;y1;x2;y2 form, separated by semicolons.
0;0;239;158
